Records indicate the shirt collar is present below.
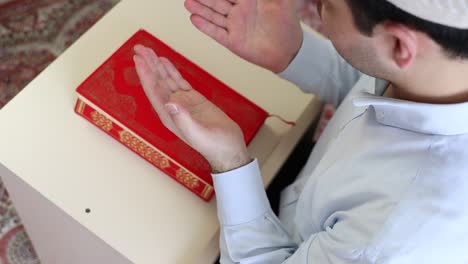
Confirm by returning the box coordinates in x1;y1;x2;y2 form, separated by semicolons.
352;79;468;136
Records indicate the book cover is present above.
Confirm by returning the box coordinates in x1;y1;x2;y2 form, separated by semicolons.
74;29;268;201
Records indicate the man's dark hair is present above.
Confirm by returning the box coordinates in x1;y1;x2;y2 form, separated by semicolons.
346;0;468;59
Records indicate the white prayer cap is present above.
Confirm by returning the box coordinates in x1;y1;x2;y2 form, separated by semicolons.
387;0;468;29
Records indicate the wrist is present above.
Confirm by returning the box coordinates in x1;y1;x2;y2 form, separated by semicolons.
272;31;304;73
209;150;252;174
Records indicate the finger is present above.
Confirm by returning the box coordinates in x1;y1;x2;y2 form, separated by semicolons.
146;48;169;81
190;14;229;47
160;57;192;91
134;45;169;80
190;0;233;16
185;0;228;29
164;103;204;145
134;55;171;109
160;57;182;80
163;78;179;92
134;53;173;99
134;45;159;73
133;54;157;92
135;55;177;130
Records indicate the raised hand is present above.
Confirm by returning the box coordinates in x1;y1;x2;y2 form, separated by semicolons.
133;44;252;173
184;0;303;73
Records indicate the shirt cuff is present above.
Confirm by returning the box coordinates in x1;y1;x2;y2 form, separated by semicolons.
278;29;329;83
212;159;271;226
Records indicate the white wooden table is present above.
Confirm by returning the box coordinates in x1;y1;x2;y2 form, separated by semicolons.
0;0;321;263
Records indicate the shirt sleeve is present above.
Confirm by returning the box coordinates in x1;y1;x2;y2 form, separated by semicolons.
278;29;362;107
212;160;373;263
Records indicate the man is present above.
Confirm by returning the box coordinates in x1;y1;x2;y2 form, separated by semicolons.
133;0;468;263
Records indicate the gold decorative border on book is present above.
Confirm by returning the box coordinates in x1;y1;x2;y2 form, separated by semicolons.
76;98;214;200
176;169;200;189
91;111;113;132
119;131;170;169
76;99;86;114
201;185;213;200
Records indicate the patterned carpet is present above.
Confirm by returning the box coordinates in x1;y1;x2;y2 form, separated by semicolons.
0;0;320;263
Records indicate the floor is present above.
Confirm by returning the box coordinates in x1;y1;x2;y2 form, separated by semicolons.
0;0;321;263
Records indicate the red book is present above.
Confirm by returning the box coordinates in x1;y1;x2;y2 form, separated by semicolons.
74;30;268;201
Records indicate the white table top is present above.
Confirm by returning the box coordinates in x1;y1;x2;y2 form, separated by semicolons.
0;0;319;263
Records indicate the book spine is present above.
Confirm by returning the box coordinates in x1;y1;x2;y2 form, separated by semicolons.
74;99;214;202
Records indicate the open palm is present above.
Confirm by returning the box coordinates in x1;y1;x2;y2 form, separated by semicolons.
133;45;251;173
185;0;303;73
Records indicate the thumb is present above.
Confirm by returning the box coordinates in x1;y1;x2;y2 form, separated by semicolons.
164;103;204;145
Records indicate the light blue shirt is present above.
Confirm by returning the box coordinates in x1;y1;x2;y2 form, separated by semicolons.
212;30;468;263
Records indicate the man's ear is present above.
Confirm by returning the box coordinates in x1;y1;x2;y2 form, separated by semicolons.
383;22;419;69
